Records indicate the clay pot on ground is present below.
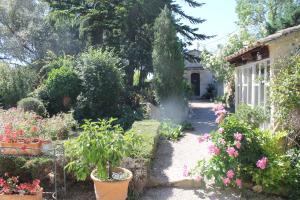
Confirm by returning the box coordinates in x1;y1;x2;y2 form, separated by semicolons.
0;139;42;155
90;168;133;200
0;188;43;200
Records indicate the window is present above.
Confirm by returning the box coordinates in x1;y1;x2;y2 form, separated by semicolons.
235;59;270;109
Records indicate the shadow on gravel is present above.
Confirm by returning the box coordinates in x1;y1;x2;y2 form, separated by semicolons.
150;138;174;184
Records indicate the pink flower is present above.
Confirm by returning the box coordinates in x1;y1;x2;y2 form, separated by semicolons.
218;128;224;134
235;141;241;149
226;147;239;158
226;170;235;179
236;179;242;188
218;138;226;145
223;177;231;186
256;157;268;170
195;175;202;182
198;133;210;143
234;132;243;141
208;144;221;155
183;165;189;177
212;104;225;113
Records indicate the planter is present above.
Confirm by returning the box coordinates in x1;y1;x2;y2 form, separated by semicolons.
0;139;42;155
0;188;43;200
91;168;133;200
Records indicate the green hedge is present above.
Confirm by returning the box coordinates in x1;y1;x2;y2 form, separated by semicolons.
128;120;160;161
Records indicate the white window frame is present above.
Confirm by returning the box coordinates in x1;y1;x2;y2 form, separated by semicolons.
235;59;270;110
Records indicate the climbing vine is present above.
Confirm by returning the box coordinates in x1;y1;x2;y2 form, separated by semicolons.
271;54;300;144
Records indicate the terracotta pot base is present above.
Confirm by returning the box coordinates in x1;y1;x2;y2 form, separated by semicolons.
91;168;132;200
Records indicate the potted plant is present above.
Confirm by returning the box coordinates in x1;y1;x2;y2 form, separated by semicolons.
0;173;43;200
65;118;138;200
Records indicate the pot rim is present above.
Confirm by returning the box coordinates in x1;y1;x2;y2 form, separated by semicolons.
90;167;132;183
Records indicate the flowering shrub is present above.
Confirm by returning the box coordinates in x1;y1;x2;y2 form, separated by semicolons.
191;104;297;194
0;108;44;143
0;173;41;195
0;108;78;142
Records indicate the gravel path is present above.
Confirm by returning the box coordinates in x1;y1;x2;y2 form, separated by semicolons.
148;101;216;186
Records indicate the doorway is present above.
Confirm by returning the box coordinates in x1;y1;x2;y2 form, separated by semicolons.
191;73;200;96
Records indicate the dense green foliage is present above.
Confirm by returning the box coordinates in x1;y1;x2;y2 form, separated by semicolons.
65;118;138;180
0;63;37;108
38;66;81;115
271;54;300;145
17;97;47;117
74;49;124;121
152;7;184;103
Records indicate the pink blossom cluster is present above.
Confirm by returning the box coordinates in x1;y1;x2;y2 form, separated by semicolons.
222;169;242;188
183;165;189;177
233;132;243;149
208;143;221;155
256;157;268;170
226;147;239;157
234;132;243;141
198;133;210;143
212;104;227;124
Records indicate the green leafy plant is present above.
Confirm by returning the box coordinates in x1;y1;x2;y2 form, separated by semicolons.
271;54;300;145
65;118;138;181
159;120;184;141
17;97;47;117
234;104;268;129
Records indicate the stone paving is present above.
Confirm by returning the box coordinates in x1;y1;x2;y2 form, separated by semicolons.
143;101;282;200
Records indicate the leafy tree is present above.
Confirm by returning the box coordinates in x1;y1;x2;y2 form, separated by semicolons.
74;48;124;121
0;0;83;66
0;62;37;108
201;30;254;82
236;0;300;37
152;6;184;103
0;0;52;64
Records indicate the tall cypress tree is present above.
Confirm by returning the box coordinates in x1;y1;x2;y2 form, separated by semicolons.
152;6;184;105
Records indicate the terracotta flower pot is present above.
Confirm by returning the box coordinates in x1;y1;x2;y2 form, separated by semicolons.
0;188;43;200
0;140;42;155
90;168;133;200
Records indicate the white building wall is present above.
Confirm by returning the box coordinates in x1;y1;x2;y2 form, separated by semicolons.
184;69;214;97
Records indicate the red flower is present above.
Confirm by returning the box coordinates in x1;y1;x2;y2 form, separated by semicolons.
0;178;6;187
20;145;27;151
30;126;38;133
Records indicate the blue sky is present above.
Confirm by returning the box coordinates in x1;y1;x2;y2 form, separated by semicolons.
177;0;238;52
